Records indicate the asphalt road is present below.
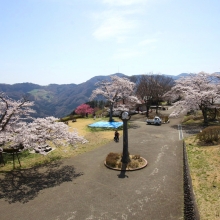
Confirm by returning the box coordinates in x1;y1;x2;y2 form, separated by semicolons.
0;116;184;220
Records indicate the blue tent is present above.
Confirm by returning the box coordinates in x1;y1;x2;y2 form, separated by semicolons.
88;121;123;128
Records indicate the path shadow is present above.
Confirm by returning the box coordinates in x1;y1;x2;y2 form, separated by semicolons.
171;124;206;135
0;162;83;204
129;122;141;129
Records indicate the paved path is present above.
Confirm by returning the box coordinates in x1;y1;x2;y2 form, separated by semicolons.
0;117;184;220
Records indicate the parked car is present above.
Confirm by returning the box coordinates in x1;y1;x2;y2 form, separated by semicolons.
146;116;162;125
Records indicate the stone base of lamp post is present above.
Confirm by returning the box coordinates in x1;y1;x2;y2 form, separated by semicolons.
104;156;148;171
104;111;148;171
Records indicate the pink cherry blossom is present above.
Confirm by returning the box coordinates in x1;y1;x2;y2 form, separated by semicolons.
0;93;87;153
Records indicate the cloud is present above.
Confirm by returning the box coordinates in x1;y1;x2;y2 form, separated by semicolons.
91;0;147;41
112;48;142;59
138;39;158;46
102;0;146;6
92;10;139;41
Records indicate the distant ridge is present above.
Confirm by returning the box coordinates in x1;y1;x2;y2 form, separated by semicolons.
84;73;127;84
166;73;192;80
0;73;190;118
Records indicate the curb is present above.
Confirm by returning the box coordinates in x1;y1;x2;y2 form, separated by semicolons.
104;157;148;171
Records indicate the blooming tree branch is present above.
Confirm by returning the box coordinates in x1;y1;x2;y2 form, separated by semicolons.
163;72;220;124
0;92;87;153
90;75;140;121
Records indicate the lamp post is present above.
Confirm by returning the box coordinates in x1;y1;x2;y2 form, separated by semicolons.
121;111;131;164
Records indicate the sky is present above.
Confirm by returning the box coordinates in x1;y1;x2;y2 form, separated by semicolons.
1;0;220;85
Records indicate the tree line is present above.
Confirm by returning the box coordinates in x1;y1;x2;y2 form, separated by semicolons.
88;72;220;124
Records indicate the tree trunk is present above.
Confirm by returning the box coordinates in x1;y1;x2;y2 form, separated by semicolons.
214;108;217;120
202;108;208;125
109;103;114;122
145;103;149;117
156;100;159;114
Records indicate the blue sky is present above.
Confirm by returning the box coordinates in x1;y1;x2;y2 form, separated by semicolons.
1;0;220;85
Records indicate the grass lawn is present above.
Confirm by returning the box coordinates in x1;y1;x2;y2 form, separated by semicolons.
184;122;220;219
0;117;122;172
68;117;122;154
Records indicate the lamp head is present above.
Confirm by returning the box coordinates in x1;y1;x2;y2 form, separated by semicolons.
121;111;129;120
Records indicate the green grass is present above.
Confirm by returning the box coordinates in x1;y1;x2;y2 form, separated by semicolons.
185;136;220;219
183;111;220;219
1;149;63;171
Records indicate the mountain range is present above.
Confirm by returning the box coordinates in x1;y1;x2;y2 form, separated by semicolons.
0;73;189;118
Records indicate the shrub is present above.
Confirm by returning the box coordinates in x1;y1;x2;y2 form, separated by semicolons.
128;160;139;168
105;152;121;167
72;114;83;119
163;116;169;123
196;126;220;143
117;162;122;168
194;115;203;120
132;155;140;159
59;117;69;122
138;158;143;163
187;110;195;115
182;115;194;123
59;114;82;122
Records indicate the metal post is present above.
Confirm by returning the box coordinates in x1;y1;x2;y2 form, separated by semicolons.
121;112;131;164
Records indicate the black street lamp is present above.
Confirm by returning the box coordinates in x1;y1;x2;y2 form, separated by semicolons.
121;111;131;164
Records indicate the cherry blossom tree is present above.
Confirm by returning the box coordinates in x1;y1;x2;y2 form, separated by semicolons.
0;92;87;154
16;117;87;154
75;103;94;117
164;72;220;124
0;93;35;134
90;75;140;121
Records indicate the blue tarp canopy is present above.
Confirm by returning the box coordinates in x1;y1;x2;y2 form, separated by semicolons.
88;121;123;128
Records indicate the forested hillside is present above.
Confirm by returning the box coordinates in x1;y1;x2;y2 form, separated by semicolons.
0;73;187;118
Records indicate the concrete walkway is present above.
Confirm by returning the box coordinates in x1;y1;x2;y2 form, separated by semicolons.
0;116;184;220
